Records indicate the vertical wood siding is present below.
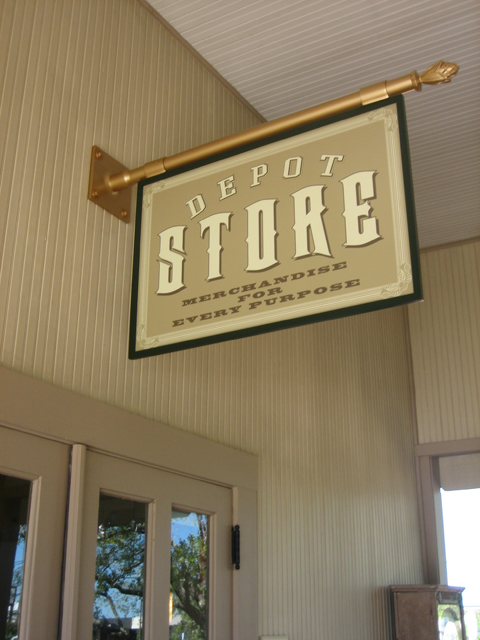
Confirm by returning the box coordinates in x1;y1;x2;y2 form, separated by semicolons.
408;241;480;444
0;1;423;637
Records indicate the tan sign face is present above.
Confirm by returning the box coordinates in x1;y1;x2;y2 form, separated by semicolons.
130;98;421;358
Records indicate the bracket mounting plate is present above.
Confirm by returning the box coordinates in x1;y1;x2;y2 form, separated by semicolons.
88;146;131;223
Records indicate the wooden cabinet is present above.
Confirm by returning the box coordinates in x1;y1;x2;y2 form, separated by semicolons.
390;585;466;640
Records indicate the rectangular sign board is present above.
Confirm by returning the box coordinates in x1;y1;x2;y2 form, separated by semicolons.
130;96;421;359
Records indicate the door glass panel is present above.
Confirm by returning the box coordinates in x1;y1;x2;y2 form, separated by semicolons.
0;474;31;640
93;495;146;639
170;510;209;640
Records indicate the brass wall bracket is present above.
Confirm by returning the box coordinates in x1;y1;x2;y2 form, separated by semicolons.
88;61;458;222
88;146;132;223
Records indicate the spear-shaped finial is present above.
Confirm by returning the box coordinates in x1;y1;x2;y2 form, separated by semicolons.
420;61;460;85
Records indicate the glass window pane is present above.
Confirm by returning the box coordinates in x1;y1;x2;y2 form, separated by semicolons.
93;495;146;639
0;474;31;640
438;603;463;640
170;510;209;640
441;488;480;640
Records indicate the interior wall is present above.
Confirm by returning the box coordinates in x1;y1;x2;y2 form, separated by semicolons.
0;1;423;638
408;240;480;444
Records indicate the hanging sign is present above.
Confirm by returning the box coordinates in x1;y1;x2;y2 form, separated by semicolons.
129;96;421;358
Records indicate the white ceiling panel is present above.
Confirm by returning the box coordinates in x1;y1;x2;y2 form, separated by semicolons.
146;0;479;248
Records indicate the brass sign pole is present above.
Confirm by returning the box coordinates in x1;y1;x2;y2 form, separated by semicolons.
88;61;459;223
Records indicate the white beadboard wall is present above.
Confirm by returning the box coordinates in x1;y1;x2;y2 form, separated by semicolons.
0;1;423;638
408;240;480;444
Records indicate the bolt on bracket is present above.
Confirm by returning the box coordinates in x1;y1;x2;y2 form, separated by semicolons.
88;146;131;223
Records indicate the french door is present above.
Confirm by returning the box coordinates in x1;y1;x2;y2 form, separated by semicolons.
0;367;257;640
0;430;234;640
66;447;233;639
0;425;70;640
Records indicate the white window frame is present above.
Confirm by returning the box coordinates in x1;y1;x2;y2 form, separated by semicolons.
0;365;258;640
416;437;480;584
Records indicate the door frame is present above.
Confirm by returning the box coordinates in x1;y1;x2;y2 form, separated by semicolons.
0;366;258;640
416;436;480;585
0;425;71;640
